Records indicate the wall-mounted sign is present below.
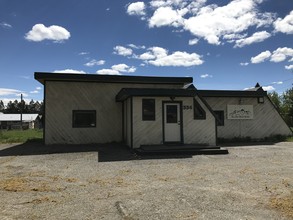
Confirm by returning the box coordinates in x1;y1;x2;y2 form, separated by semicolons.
227;105;253;119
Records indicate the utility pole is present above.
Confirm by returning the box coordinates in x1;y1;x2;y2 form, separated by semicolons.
20;94;23;130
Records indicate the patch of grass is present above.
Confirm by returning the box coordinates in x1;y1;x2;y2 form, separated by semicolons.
286;136;293;142
0;129;43;143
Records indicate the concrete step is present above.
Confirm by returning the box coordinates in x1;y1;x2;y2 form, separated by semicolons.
135;147;228;155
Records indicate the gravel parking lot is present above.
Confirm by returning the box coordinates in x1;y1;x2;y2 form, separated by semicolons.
0;142;292;220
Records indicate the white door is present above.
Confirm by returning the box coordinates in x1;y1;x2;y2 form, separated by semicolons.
163;103;182;143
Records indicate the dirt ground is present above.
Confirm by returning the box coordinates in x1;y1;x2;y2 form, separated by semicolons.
0;142;292;220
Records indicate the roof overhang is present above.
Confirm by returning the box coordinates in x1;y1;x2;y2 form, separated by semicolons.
116;88;197;102
34;72;193;85
197;90;267;97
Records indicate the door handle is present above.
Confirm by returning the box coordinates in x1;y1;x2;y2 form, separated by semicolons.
178;121;181;125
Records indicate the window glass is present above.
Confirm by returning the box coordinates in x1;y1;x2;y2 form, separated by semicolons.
142;99;155;121
73;110;96;128
166;105;178;123
194;99;206;119
214;110;224;126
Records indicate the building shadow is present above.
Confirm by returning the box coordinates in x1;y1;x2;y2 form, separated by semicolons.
0;141;193;162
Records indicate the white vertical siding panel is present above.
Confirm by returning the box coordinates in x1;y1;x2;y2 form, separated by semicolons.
183;97;216;146
204;96;292;139
132;97;163;148
132;96;216;148
45;81;182;144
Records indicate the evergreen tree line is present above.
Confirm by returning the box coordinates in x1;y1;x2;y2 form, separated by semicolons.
0;99;44;114
268;88;293;127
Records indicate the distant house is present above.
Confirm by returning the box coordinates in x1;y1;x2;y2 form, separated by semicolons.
34;72;292;147
0;113;41;129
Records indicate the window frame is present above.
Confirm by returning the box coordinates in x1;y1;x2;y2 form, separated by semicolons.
258;97;264;103
193;98;206;120
142;99;156;121
214;110;225;126
72;110;96;128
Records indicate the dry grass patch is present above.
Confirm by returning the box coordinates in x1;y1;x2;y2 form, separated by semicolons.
0;170;83;192
20;196;58;205
270;191;293;219
0;176;65;192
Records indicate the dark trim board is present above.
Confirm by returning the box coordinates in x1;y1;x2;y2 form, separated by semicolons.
122;101;124;143
197;90;267;97
130;97;133;149
35;72;192;85
43;80;46;144
116;88;197;102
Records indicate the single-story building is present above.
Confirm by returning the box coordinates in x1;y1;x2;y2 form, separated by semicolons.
34;72;292;147
0;113;41;129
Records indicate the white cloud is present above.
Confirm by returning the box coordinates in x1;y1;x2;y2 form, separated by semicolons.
127;2;146;16
240;62;249;66
262;86;275;91
149;6;184;28
234;31;271;48
96;69;120;75
139;51;157;60
148;50;203;67
53;69;86;74
36;87;42;90
243;87;254;91
0;88;23;96
113;46;133;56
150;0;191;9
189;38;199;45
78;52;89;55
25;24;70;42
134;46;203;67
251;50;271;64
200;74;212;78
285;65;293;70
96;63;136;75
30;90;39;94
111;64;136;73
183;0;274;45
272;81;283;85
84;59;105;67
129;0;274;46
270;47;293;63
0;22;12;28
274;10;293;34
127;44;146;49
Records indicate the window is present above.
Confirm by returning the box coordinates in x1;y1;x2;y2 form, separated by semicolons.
258;97;264;103
166;105;178;123
214;110;224;126
193;98;206;119
142;99;155;121
72;110;96;128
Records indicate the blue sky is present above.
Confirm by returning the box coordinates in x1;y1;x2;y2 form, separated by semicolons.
0;0;292;105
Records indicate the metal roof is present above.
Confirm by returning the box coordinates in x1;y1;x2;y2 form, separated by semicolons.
0;114;39;122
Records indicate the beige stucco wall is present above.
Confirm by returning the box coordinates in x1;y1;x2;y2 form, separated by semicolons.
204;96;292;139
45;81;182;144
131;96;216;148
